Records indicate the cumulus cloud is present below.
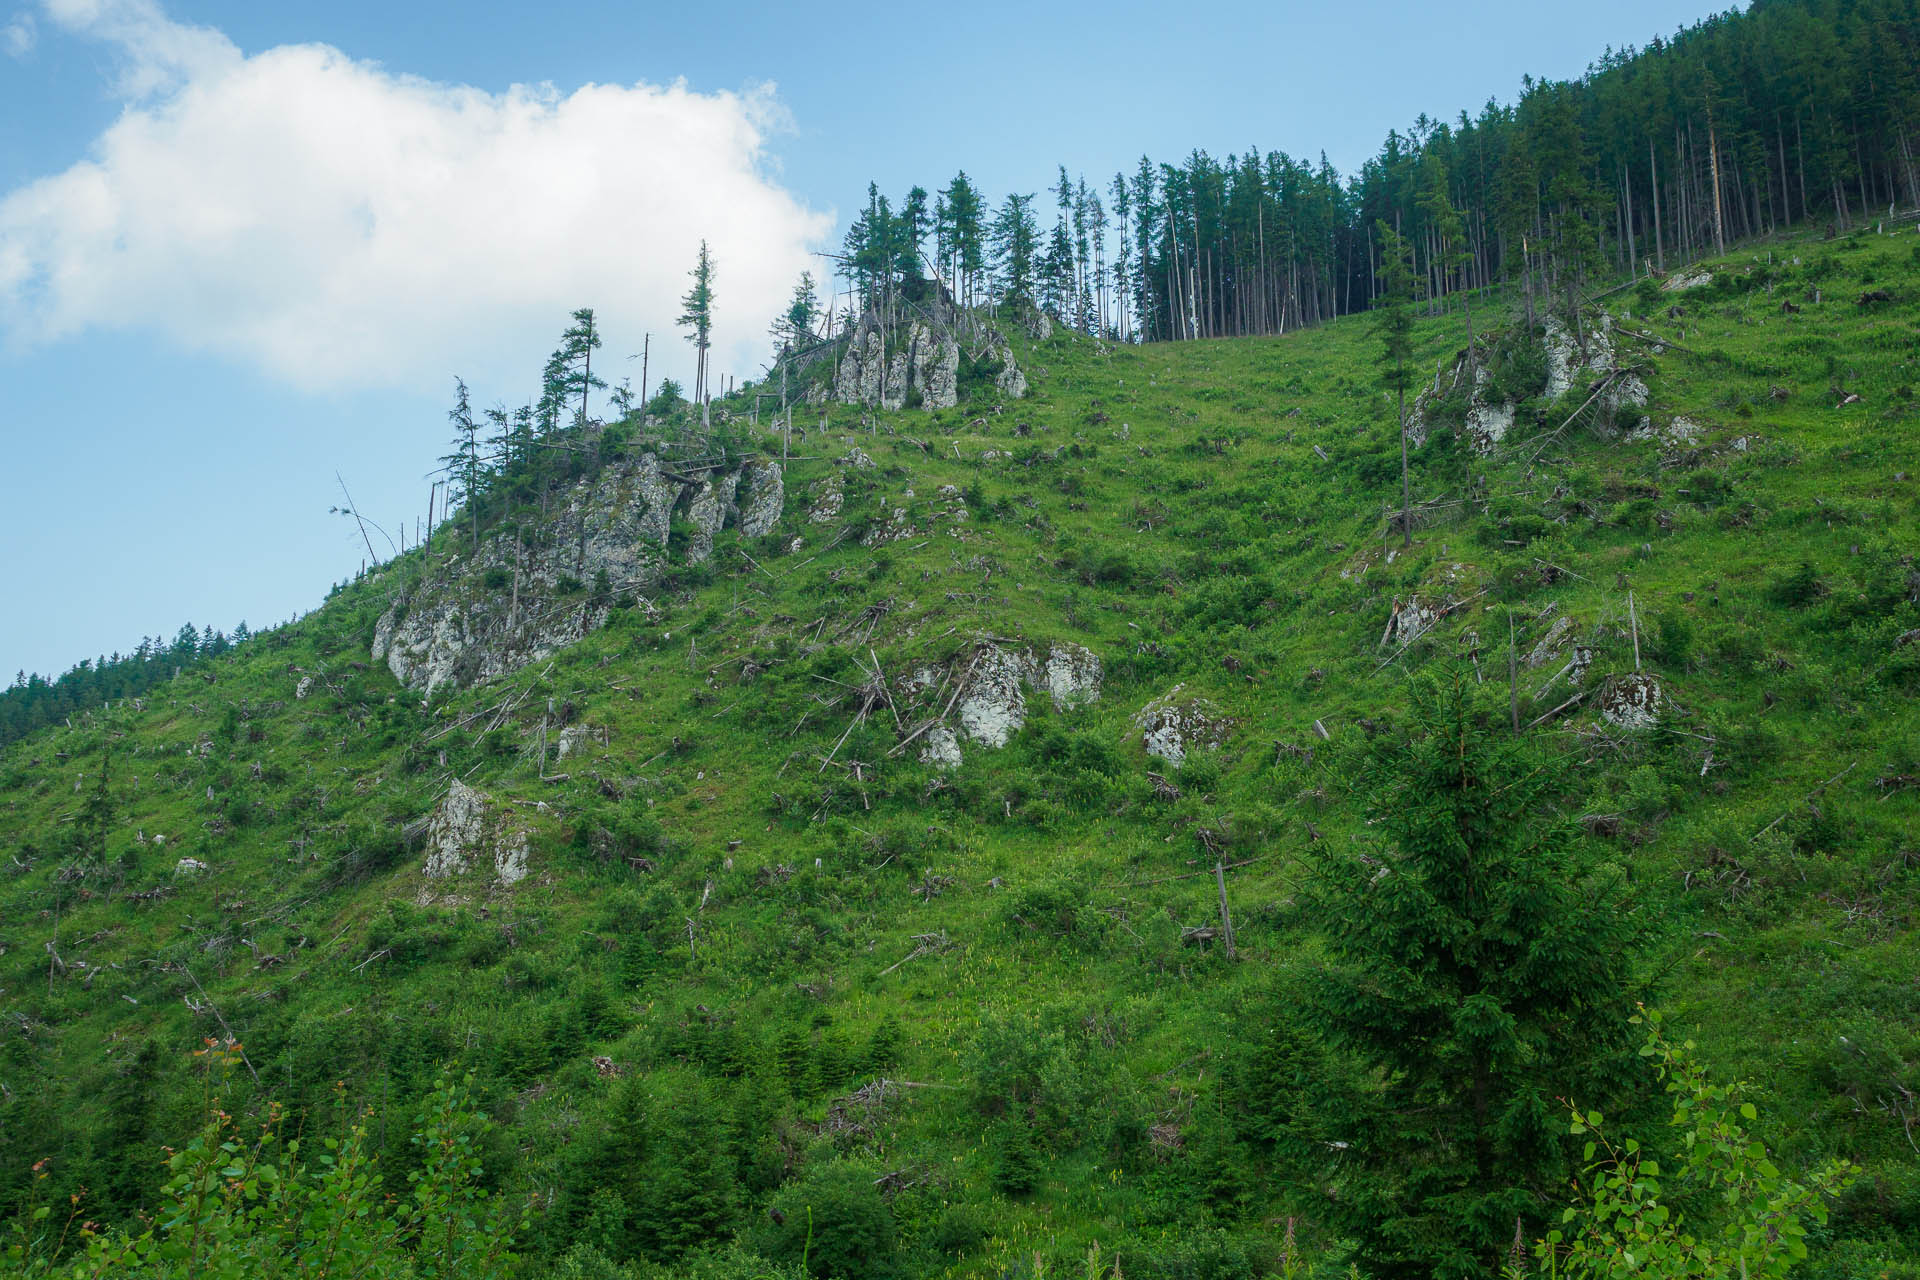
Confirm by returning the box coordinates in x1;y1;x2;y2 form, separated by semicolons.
0;0;832;394
2;11;33;56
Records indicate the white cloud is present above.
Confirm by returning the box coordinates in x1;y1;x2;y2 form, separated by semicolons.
2;11;34;56
0;0;832;395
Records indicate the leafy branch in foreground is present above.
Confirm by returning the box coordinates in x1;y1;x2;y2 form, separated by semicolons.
1539;1010;1858;1280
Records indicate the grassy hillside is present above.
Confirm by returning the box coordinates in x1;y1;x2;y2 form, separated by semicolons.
3;225;1918;1279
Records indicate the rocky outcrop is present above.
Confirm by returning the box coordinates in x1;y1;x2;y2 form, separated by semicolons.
685;475;733;564
862;504;914;547
1543;314;1647;420
834;327;885;406
1133;685;1233;766
832;317;967;412
1408;313;1649;455
733;459;785;538
1042;644;1102;710
986;330;1029;399
904;641;1103;768
807;476;844;525
373;451;786;694
829;307;1021;410
1599;674;1662;729
1383;597;1446;648
920;331;959;409
1526;615;1576;669
956;646;1034;748
421;779;529;890
920;725;963;770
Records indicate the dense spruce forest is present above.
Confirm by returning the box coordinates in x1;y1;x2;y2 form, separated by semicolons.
826;0;1920;346
5;0;1920;1277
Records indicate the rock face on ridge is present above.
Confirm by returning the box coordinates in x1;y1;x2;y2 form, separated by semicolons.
373;451;786;695
821;299;1027;410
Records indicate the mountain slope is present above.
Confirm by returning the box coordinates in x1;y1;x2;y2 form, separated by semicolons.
3;226;1919;1277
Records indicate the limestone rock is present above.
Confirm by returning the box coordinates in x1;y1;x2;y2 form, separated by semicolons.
956;646;1035;748
882;347;910;412
685;478;728;564
920;333;960;409
294;675;313;699
1133;685;1233;766
1043;643;1102;710
920;725;963;770
987;331;1029;399
1599;674;1662;729
835;327;884;406
735;459;784;538
373;449;783;694
808;476;844;525
1384;597;1446;648
862;505;914;547
555;724;594;761
173;858;208;876
422;779;530;888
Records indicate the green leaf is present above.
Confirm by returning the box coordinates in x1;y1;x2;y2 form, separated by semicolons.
1739;1102;1757;1121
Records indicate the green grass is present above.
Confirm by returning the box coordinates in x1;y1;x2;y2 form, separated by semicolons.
4;223;1919;1278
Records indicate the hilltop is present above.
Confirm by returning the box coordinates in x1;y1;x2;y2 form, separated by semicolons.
3;225;1919;1278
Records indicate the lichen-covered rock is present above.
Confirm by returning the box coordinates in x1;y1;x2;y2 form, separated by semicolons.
1544;313;1647;418
1043;643;1102;710
835;327;884;406
735;459;784;538
920;333;960;409
422;779;529;888
920;725;962;769
808;476;844;525
1527;615;1575;669
862;505;914;547
882;347;910;412
373;450;783;694
956;646;1035;748
554;723;595;761
898;643;1100;760
1599;674;1662;729
1384;597;1445;648
987;331;1029;399
685;478;727;564
1133;685;1233;766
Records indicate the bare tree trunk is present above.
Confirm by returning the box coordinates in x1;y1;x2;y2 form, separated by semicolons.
1650;136;1665;271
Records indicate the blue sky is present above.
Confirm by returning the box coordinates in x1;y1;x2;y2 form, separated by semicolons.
0;0;1732;680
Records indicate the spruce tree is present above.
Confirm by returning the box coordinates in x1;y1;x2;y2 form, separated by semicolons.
557;307;606;428
1294;672;1648;1280
990;193;1039;310
1373;221;1418;548
440;376;484;551
677;242;716;426
769;271;818;353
